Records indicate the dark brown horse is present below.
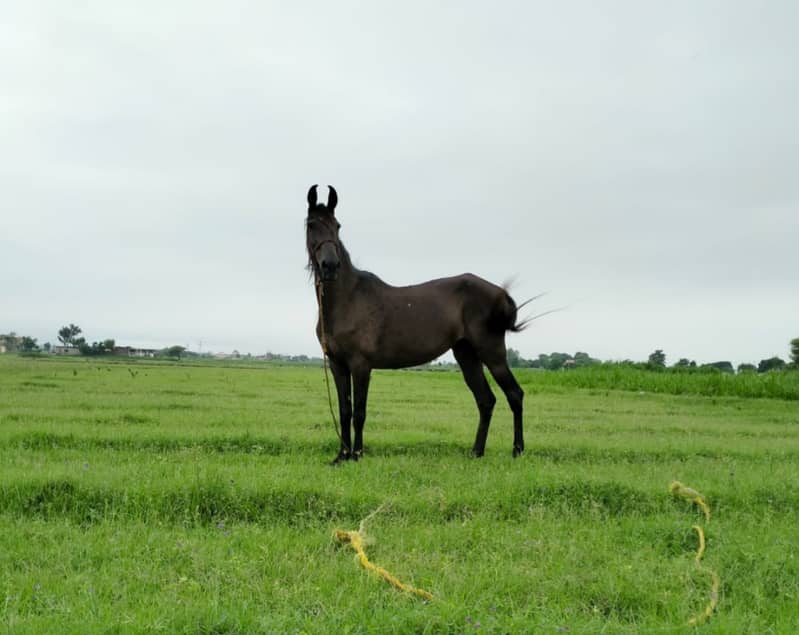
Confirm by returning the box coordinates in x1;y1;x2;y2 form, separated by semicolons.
306;185;526;463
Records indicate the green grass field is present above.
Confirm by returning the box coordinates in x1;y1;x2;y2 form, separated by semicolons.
1;355;798;633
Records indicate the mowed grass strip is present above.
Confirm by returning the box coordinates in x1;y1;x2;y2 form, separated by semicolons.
1;355;799;632
1;448;798;524
2;511;797;633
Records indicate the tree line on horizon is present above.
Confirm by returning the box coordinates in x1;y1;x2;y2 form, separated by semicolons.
2;327;798;374
504;342;799;374
0;325;186;359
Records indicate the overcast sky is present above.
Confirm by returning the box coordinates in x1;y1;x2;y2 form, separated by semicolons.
2;2;797;366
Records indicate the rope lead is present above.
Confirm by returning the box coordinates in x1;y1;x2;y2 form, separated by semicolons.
334;505;433;601
315;279;348;454
670;481;719;624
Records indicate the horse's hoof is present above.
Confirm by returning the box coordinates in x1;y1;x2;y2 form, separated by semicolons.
470;449;485;458
512;445;524;458
330;450;351;465
352;450;363;461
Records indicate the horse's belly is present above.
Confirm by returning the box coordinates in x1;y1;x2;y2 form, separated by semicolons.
371;319;457;369
373;344;451;369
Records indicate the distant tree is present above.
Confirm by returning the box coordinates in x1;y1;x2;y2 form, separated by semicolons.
57;324;82;346
165;345;186;359
1;332;20;352
737;363;757;373
506;348;523;367
758;357;786;373
78;339;116;356
43;342;52;353
673;358;693;369
791;338;799;369
20;336;38;352
547;352;573;370
647;349;666;370
573;352;599;367
74;337;89;355
703;361;734;374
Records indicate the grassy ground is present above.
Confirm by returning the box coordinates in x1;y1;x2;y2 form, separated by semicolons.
1;355;797;633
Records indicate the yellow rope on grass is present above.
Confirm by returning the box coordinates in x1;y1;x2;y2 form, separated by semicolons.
333;505;433;602
686;525;721;626
669;482;719;625
669;480;711;522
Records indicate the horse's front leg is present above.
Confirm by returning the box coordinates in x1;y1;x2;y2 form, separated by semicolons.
352;366;372;460
328;358;353;464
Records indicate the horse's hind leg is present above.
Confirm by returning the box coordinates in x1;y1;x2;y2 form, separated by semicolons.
484;355;525;457
453;340;496;457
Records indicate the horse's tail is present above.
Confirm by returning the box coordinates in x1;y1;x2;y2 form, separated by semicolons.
488;289;529;334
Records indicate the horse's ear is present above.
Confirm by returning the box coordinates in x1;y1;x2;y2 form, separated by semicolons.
327;185;338;214
307;184;318;210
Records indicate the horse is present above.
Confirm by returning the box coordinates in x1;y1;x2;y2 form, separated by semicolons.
306;184;527;463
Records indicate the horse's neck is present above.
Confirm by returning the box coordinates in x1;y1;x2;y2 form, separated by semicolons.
315;242;361;332
319;270;354;303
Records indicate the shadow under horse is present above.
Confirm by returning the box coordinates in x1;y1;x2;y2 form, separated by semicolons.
306;185;528;463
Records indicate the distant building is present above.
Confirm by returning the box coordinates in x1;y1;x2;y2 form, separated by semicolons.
112;346;158;358
130;348;157;358
53;346;80;356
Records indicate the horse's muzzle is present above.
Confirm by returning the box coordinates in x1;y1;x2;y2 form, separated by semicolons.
320;260;339;281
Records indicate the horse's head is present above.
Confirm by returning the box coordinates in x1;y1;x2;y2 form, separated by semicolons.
306;184;341;282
